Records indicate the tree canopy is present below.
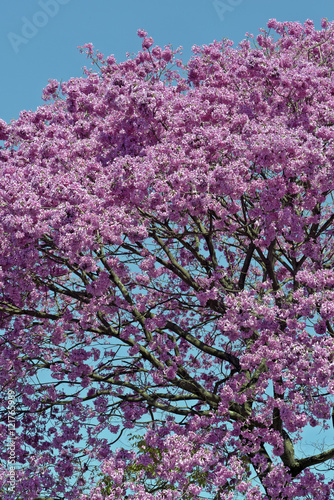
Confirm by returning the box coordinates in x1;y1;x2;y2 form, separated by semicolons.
1;18;334;500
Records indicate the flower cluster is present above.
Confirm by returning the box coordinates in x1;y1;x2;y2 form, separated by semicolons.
1;19;334;500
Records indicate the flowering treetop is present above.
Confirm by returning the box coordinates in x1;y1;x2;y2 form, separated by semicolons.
0;18;334;500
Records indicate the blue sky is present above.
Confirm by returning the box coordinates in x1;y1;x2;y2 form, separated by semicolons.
1;0;334;123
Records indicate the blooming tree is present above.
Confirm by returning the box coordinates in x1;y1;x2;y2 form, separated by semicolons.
1;18;334;500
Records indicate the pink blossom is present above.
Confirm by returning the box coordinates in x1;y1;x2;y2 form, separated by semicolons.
1;19;334;500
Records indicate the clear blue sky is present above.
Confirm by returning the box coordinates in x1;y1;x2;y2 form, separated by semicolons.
1;0;334;123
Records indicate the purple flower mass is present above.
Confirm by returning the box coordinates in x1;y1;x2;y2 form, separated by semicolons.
1;19;334;499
